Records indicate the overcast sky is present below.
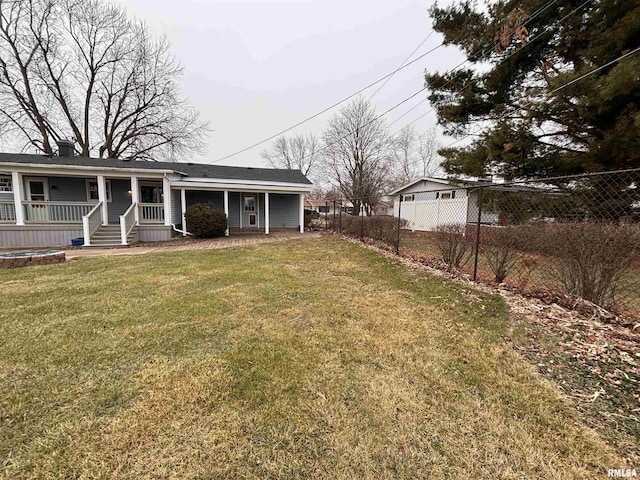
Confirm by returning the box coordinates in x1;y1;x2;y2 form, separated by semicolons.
110;0;464;168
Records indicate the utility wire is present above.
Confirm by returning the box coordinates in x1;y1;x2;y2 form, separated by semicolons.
334;0;594;193
215;0;562;165
368;30;436;101
549;45;640;94
429;24;639;152
391;0;593;139
386;0;563;132
212;43;444;163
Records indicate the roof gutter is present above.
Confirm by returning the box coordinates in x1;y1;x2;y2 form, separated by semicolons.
0;160;175;175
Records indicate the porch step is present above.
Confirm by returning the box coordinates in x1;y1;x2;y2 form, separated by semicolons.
85;224;137;247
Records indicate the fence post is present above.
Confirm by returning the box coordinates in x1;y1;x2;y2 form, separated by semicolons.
360;203;364;238
333;200;336;232
395;195;402;255
325;200;329;230
339;198;342;233
472;187;484;282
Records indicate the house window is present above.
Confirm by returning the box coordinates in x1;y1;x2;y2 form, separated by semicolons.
0;175;11;192
436;190;457;200
140;184;163;203
402;194;414;202
86;179;112;202
244;196;256;212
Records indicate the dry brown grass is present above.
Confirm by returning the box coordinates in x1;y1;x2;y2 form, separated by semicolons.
0;238;620;478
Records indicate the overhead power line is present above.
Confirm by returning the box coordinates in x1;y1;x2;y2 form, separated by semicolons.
368;30;436;101
391;0;593;137
214;0;563;165
337;0;595;193
385;0;563;131
212;42;444;163
430;33;639;152
549;45;640;94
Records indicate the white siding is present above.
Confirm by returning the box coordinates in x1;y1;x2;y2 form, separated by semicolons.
397;196;469;231
466;190;500;224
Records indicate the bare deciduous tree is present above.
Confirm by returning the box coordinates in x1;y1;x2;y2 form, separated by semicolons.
260;133;320;178
0;0;208;160
416;127;440;177
390;125;417;187
323;97;391;216
389;125;441;188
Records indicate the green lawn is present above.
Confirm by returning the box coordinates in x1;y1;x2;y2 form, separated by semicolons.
0;238;618;478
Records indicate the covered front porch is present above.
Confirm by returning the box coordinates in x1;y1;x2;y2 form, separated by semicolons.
0;174;168;224
0;171;307;248
0;171;172;247
172;189;304;236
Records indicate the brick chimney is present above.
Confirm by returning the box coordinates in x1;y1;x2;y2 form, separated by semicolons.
56;139;75;157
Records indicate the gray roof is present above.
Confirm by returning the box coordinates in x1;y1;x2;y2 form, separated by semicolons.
0;152;312;185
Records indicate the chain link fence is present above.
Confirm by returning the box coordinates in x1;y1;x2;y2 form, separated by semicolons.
317;169;640;322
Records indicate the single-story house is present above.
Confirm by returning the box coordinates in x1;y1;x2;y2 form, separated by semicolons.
0;141;312;248
305;199;332;214
391;177;499;231
305;198;358;217
372;195;394;216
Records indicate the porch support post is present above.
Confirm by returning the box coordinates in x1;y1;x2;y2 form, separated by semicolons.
130;176;139;224
299;193;304;233
97;175;108;225
223;190;229;236
11;171;24;225
264;192;270;235
180;188;187;236
163;176;171;226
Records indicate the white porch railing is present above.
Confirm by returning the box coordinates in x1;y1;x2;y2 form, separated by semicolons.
119;202;137;245
82;201;103;246
138;203;164;224
0;200;16;222
23;201;96;223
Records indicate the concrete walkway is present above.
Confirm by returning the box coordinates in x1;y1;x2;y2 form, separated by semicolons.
64;232;321;259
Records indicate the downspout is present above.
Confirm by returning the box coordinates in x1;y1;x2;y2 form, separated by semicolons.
171;223;193;236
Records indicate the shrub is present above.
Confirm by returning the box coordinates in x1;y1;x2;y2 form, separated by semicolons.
185;203;227;237
483;227;522;283
545;222;640;306
341;215;408;246
304;211;317;230
435;223;473;269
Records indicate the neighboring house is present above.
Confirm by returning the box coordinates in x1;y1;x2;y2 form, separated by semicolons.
372;195;394;216
305;199;331;215
0;141;312;248
391;177;500;231
304;199;348;216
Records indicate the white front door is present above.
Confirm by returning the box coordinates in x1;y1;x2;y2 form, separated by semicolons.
25;177;49;222
242;193;259;228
